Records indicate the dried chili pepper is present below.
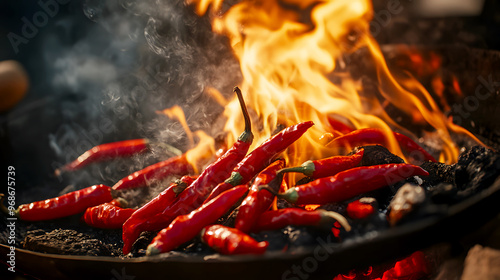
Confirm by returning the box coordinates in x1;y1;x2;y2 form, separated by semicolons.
326;128;437;163
146;185;248;255
234;159;285;233
278;164;429;205
0;184;113;221
201;225;268;255
122;87;253;254
120;175;195;254
277;149;364;179
252;208;351;233
112;154;194;190
205;120;314;202
83;202;136;229
56;139;149;175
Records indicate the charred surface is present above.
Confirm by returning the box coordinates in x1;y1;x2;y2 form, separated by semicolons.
22;229;112;256
420;161;456;187
455;146;500;195
349;145;405;166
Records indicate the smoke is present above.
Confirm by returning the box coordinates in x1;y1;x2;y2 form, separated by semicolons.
43;0;241;191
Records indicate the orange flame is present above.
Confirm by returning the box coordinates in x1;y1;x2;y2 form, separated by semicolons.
157;105;195;148
158;106;217;172
182;0;483;166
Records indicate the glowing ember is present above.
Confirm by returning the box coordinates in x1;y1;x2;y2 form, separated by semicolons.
178;0;485;167
333;251;430;280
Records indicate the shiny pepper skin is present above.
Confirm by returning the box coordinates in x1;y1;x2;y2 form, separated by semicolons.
279;164;429;205
234;159;285;233
201;225;268;255
83;203;136;229
16;184;113;221
57;139;149;174
326;128;437;163
205;121;314;202
146;186;248;255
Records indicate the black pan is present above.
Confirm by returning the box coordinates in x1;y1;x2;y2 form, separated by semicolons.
2;45;500;280
2;176;499;280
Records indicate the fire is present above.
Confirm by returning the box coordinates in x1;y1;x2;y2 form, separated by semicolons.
181;0;484;167
158;106;216;173
158;105;195;147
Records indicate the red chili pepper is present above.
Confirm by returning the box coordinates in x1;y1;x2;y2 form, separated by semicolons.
83;202;136;229
277;149;364;179
201;225;269;255
56;139;149;175
205;121;314;202
107;199;125;207
146;185;248;255
120;175;195;254
346;198;376;220
327;116;354;135
0;184;113;221
122;87;253;254
252;208;351;233
234;159;285;233
326;128;437;163
278;164;429;205
112;154;194;190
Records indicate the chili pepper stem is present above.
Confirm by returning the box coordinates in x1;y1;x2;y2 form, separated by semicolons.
260;185;299;203
258;185;278;196
114;197;129;208
0;194;8;214
172;180;189;196
224;171;244;187
278;161;315;177
234;86;254;143
319;210;351;232
276;188;299;204
0;193;19;218
146;245;161;256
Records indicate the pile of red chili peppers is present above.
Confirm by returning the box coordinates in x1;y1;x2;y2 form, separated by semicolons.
1;86;438;260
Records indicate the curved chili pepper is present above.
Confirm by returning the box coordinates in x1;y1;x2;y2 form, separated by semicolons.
120;175;195;254
82;202;136;229
201;225;268;255
0;184;113;221
326;128;437;163
277;149;364;179
251;208;351;233
327;116;354;136
112;154;194;190
146;185;248;255
56;139;149;175
205;121;314;202
234;159;285;233
122;87;253;254
278;164;429;205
